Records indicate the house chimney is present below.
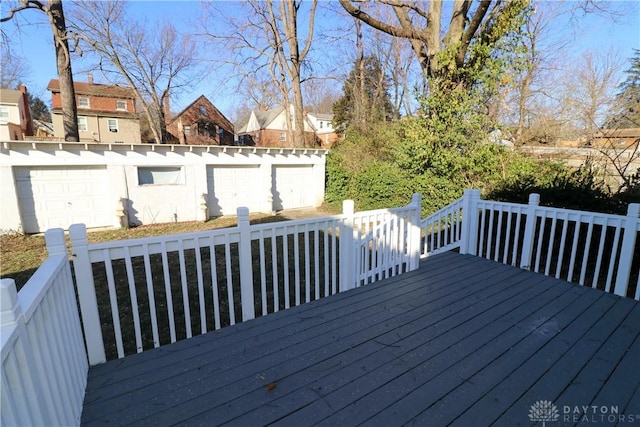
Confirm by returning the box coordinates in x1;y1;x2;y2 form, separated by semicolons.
87;73;93;85
259;104;268;111
164;96;171;123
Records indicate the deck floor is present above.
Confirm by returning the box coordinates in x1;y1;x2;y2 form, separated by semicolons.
81;252;640;426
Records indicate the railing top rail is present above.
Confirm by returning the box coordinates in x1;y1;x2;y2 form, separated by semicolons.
352;205;416;219
478;198;638;225
249;213;345;234
13;254;68;320
475;199;529;211
421;197;465;224
86;226;243;252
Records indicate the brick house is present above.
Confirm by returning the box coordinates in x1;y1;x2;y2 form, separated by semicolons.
166;96;234;145
237;105;337;148
0;85;33;140
47;76;141;143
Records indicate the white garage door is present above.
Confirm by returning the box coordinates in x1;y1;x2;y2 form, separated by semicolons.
206;166;263;216
272;165;315;211
15;166;112;233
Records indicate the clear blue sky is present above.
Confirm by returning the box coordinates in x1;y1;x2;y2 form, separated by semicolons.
2;0;639;119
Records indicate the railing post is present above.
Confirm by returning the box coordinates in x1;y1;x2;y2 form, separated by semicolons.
340;200;355;292
237;207;256;321
614;203;640;298
1;278;21;327
69;224;106;365
44;228;66;256
409;193;422;270
459;189;481;255
519;193;540;271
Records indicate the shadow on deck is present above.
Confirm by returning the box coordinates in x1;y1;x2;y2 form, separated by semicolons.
81;251;640;426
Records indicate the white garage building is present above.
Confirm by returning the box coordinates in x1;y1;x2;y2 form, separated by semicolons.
0;141;327;233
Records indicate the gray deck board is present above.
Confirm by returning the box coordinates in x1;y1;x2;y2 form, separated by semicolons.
81;252;640;426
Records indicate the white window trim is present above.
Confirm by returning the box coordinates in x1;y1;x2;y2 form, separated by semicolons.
137;166;185;185
280;132;286;142
108;119;119;133
0;106;8;119
78;116;88;132
116;100;127;111
78;97;90;108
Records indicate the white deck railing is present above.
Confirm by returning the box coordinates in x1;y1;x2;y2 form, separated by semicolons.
8;189;637;371
462;190;640;299
4;191;637;425
1;230;87;427
420;194;466;256
69;199;424;365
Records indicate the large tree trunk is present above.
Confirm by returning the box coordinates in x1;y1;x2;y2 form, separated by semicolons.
283;0;312;147
48;0;78;142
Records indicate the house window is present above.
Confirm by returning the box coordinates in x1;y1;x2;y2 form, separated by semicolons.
0;107;8;118
137;167;185;185
184;125;191;135
280;132;286;142
199;105;206;116
78;116;88;132
78;97;90;108
108;119;119;132
319;121;323;129
116;100;127;111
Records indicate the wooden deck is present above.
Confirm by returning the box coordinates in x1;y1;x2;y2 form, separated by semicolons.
81;252;640;426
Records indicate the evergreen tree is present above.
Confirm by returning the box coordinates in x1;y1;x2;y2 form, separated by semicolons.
333;55;394;132
28;94;51;122
606;49;640;129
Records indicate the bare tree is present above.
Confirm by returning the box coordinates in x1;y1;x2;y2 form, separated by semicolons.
71;0;198;144
498;1;633;144
564;50;623;144
0;44;31;89
1;0;79;141
338;0;530;90
201;0;317;147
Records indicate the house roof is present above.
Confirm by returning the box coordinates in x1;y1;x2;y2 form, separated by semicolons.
254;107;285;128
0;89;23;104
167;95;234;132
239;106;325;134
310;112;333;121
47;79;136;99
33;119;54;134
594;128;640;138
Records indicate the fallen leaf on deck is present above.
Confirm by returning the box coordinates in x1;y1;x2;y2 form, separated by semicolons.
265;382;277;392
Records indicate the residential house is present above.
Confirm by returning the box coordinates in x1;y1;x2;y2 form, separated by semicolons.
47;76;141;143
238;105;337;148
33;119;55;139
306;112;338;148
592;128;640;150
166;95;234;145
0;85;33;140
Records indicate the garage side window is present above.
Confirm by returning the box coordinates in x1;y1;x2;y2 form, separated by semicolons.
137;167;185;185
